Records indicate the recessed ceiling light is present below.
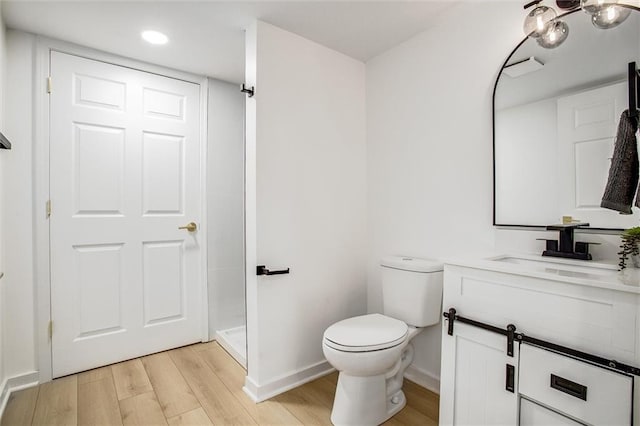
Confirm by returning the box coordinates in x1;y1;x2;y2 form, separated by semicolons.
141;30;168;45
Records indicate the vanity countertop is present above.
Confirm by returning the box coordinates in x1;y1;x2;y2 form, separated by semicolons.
443;253;640;294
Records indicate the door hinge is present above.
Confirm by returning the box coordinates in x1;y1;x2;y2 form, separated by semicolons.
445;308;456;335
507;324;516;357
47;77;52;94
46;200;52;218
48;320;53;340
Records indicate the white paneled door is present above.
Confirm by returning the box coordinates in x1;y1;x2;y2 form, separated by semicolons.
557;82;628;227
49;51;203;377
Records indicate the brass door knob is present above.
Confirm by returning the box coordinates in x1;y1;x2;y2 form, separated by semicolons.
178;222;197;232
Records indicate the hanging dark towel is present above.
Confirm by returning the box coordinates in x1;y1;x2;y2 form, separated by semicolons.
601;110;639;214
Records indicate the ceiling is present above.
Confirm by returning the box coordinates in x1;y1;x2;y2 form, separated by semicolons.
2;0;457;84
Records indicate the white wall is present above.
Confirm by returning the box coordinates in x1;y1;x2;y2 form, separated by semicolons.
2;30;37;383
0;0;7;399
245;20;367;400
207;78;246;336
366;2;536;390
366;1;626;391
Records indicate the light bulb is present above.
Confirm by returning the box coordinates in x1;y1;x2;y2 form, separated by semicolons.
537;20;569;49
582;0;609;15
523;5;558;38
591;4;631;28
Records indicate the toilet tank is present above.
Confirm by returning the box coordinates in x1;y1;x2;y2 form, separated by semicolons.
381;256;443;327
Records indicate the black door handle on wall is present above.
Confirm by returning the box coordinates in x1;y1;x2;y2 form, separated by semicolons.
257;265;290;276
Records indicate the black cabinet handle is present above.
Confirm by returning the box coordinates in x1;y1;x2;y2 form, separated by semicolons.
506;364;515;393
257;265;290;276
550;374;587;401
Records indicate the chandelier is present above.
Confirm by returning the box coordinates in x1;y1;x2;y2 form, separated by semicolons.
523;0;632;49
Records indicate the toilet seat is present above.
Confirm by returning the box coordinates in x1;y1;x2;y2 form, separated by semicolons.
323;313;408;352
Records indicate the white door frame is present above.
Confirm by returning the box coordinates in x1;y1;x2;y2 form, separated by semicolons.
33;36;209;383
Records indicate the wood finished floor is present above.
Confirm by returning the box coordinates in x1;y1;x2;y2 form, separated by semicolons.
1;342;439;426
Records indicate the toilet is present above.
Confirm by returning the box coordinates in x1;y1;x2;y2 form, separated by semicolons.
322;256;443;425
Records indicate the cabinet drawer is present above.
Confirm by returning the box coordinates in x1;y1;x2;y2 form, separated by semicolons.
520;398;582;426
519;344;633;426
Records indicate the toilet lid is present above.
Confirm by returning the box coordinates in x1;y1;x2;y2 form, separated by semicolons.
323;313;408;352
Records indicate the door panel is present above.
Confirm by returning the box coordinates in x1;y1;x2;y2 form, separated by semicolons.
440;322;518;425
74;243;124;338
74;73;126;110
50;51;202;377
558;82;637;227
142;241;185;325
142;87;186;120
142;132;184;215
73;123;125;215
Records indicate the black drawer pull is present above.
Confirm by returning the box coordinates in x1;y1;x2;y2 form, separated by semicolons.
550;374;587;401
505;364;515;393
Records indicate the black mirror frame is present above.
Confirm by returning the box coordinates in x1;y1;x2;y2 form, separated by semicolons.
491;6;640;230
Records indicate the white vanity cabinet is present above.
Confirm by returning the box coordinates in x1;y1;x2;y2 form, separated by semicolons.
439;322;518;425
439;259;640;426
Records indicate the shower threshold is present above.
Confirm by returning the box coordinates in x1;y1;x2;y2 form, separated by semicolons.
216;325;247;368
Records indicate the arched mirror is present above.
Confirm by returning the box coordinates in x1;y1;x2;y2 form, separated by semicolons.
493;4;640;229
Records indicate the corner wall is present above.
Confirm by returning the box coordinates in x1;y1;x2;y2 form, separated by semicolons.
245;20;367;400
1;29;37;390
0;0;7;412
1;20;38;419
365;2;524;391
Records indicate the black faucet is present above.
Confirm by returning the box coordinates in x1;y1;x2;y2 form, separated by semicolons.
539;223;596;261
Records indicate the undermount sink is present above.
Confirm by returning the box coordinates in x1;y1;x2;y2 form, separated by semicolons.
487;254;619;279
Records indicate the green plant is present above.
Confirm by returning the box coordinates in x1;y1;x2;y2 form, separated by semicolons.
619;226;640;270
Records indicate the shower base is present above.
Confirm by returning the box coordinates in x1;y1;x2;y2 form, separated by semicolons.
215;325;247;368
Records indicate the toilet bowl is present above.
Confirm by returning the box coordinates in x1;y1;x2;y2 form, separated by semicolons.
323;314;423;425
322;256;443;426
324;314;408;376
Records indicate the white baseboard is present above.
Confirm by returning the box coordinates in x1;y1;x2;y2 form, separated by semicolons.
0;371;39;419
243;360;335;402
404;365;440;395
